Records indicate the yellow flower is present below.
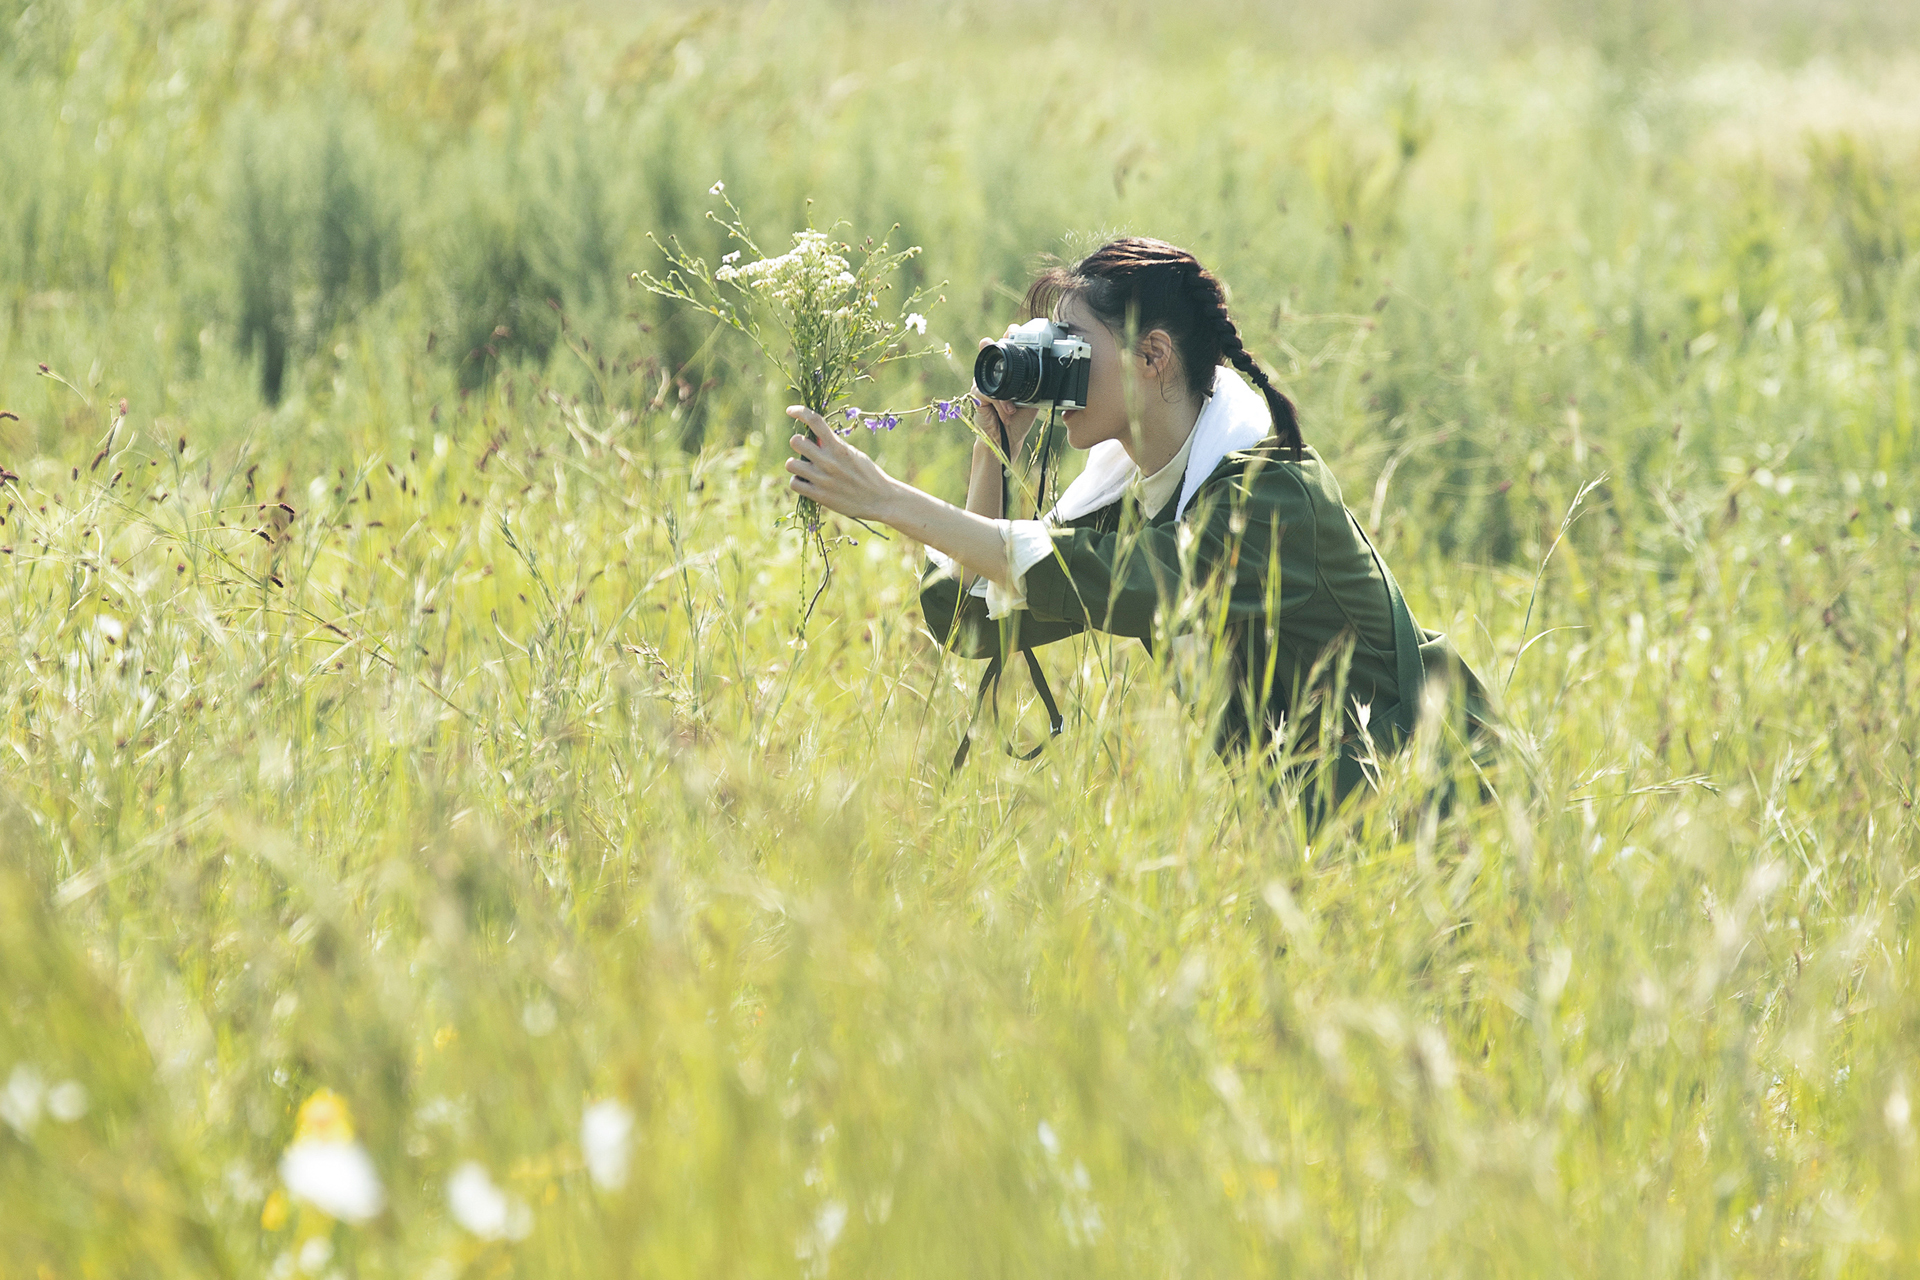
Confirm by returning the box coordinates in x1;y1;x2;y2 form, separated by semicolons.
294;1088;355;1144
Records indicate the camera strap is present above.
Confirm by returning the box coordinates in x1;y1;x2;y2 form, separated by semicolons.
950;405;1067;773
950;649;1065;771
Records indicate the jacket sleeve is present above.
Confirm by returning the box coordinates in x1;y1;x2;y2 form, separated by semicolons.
1020;458;1321;642
919;556;1092;660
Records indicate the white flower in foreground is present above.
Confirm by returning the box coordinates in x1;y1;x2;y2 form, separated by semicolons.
46;1080;88;1122
904;312;927;335
279;1087;385;1223
296;1236;333;1273
709;180;725;195
281;1138;385;1222
796;1199;848;1266
581;1098;635;1191
2;1064;45;1132
816;1199;847;1248
448;1161;532;1241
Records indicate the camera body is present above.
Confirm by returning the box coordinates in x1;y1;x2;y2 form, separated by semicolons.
972;318;1092;409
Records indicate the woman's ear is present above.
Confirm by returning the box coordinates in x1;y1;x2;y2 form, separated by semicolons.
1138;329;1177;379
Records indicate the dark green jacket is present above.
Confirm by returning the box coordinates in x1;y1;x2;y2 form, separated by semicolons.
921;439;1488;779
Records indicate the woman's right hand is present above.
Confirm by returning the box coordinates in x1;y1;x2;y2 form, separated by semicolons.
971;329;1041;464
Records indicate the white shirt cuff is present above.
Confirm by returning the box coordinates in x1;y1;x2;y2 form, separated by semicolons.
926;545;989;607
983;519;1055;619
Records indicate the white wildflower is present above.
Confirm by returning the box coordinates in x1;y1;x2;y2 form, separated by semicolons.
448;1161;533;1241
2;1064;45;1133
709;180;725;195
722;251;741;265
280;1089;384;1223
797;1199;848;1267
521;999;557;1037
581;1098;636;1191
47;1080;88;1122
904;313;927;335
296;1236;333;1274
280;1139;385;1223
816;1200;847;1247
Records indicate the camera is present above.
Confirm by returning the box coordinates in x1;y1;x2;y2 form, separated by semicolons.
972;318;1092;409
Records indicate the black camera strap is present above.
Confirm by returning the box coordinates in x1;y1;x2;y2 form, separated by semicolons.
951;405;1066;773
951;649;1065;771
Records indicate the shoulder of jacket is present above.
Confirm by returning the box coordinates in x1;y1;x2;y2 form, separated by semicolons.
1194;440;1319;508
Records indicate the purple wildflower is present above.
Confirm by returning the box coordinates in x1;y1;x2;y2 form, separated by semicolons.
883;414;899;430
844;407;859;420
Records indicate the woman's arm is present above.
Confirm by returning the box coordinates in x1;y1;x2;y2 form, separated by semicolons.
960;400;1040;516
784;406;1012;586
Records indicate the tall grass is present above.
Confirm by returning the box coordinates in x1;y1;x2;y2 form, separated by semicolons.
2;1;1919;1275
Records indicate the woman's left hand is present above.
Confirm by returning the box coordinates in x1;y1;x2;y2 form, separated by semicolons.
785;406;902;523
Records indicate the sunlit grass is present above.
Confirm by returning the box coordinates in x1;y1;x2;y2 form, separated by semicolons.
3;1;1919;1276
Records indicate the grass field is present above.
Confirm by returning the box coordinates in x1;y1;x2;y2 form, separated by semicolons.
4;1;1920;1275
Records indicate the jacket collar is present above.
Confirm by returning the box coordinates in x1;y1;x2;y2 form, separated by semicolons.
1050;365;1274;525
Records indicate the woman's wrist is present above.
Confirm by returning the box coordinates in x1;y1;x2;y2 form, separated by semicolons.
873;473;920;530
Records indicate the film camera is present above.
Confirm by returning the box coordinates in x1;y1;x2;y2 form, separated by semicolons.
972;318;1092;409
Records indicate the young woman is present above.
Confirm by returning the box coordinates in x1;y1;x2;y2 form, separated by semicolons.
784;238;1489;804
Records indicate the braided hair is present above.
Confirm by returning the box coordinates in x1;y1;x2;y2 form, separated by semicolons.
1024;238;1304;457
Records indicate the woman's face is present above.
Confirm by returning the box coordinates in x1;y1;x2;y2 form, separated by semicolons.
1054;292;1181;451
1054;292;1132;451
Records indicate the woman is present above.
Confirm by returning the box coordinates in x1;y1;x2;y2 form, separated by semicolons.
784;238;1489;805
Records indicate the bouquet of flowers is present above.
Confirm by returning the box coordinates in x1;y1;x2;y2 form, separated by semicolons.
637;185;956;630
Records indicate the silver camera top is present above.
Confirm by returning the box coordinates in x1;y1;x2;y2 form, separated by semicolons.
1004;317;1093;360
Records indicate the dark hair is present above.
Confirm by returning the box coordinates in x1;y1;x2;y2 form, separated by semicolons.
1024;238;1303;456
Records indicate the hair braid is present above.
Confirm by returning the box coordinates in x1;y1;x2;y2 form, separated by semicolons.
1206;295;1303;457
1175;260;1303;457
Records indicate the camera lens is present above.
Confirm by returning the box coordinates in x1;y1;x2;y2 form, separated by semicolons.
974;343;1042;403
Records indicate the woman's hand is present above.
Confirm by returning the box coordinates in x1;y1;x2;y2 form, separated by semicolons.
786;404;1021;586
785;407;904;523
972;329;1041;463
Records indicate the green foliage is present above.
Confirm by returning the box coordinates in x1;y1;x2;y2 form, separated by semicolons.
1;1;1919;1276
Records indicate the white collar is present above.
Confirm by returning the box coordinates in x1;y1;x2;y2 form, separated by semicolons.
1050;365;1273;524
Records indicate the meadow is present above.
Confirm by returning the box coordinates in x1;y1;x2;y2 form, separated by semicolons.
3;0;1920;1274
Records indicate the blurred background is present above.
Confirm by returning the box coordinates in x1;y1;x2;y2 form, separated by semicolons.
4;0;1918;561
6;4;1920;1277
